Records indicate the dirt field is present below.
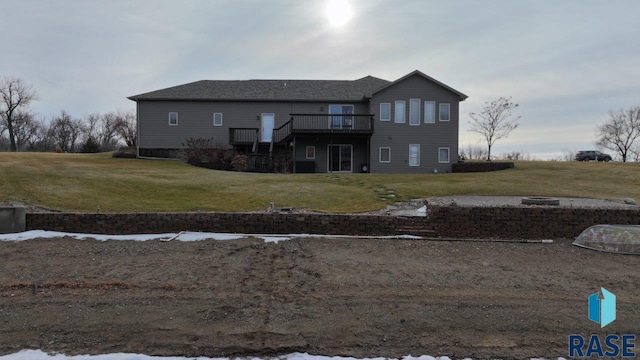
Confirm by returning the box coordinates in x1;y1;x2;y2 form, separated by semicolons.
1;236;639;359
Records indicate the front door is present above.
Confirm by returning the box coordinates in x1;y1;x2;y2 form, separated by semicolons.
261;113;274;142
328;145;353;172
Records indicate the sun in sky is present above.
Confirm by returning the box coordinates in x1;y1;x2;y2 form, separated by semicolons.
326;0;353;27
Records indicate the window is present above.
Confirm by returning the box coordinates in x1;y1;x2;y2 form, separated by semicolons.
409;144;420;166
379;147;391;163
168;112;178;126
380;103;391;121
306;146;315;160
329;104;354;129
409;99;420;125
424;101;435;123
394;101;406;123
439;103;450;121
213;113;223;126
439;147;450;163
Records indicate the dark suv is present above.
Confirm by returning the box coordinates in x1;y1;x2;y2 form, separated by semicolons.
575;150;612;162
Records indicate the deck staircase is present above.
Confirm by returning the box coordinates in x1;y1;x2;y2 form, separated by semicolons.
250;142;273;172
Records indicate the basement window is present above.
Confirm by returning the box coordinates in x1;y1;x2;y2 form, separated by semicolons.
439;147;450;163
306;146;316;159
379;147;391;163
409;144;420;166
213;113;223;126
168;112;178;126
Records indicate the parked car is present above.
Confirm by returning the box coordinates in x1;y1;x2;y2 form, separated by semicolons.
575;150;612;162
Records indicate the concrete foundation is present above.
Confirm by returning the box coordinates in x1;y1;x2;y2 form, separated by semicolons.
0;206;26;234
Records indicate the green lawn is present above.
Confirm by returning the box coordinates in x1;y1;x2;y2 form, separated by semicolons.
1;152;638;213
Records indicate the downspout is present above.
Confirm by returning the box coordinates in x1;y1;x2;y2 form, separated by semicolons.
133;101;178;161
329;135;333;173
136;101;140;158
368;114;374;173
366;136;370;173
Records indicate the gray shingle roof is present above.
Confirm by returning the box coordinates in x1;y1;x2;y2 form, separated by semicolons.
372;70;468;101
128;75;391;102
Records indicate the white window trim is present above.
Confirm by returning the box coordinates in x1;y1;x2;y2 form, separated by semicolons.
379;147;391;163
380;103;391;122
424;101;435;124
439;103;451;122
168;112;178;126
306;146;316;160
394;101;406;123
409;144;420;167
438;147;450;163
213;113;223;126
409;98;420;126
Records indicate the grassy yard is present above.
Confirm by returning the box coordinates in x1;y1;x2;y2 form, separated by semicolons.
1;152;639;213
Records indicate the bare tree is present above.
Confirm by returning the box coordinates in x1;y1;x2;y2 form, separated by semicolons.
500;151;521;161
596;106;640;162
48;110;86;152
469;97;521;161
114;110;136;147
0;76;38;152
84;113;101;142
0;118;5;137
630;144;640;162
459;144;488;160
83;112;122;151
99;112;121;150
24;117;54;151
561;148;577;162
10;110;36;150
0;132;8;151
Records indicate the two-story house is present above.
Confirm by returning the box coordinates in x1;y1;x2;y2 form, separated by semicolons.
128;70;467;173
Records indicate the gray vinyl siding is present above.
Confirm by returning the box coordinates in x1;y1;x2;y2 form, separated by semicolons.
294;136;368;173
369;74;460;173
137;100;368;149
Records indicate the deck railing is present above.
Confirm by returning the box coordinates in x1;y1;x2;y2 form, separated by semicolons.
273;114;374;143
273;122;293;144
232;114;373;147
229;128;258;145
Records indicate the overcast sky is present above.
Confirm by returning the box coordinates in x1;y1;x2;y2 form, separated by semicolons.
2;0;639;159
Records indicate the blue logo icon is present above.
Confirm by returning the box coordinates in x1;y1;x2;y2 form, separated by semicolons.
588;287;616;328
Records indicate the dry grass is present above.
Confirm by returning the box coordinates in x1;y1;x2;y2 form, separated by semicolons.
1;152;639;213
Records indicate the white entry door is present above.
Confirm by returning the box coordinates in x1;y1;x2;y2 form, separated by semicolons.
261;113;274;142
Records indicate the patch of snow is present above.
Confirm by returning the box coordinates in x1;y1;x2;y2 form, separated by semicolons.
0;349;221;359
0;350;567;360
0;231;423;243
0;230;174;242
417;205;427;213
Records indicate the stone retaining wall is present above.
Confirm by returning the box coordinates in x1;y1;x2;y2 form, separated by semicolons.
25;207;640;239
0;206;26;234
25;212;414;236
429;207;640;239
